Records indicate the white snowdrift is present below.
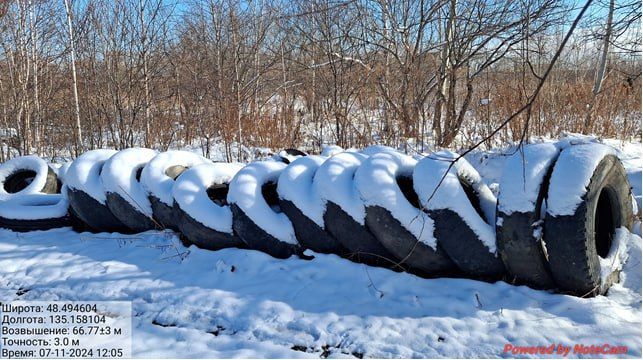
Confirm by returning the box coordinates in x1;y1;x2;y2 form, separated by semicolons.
314;151;368;225
497;143;559;215
277;156;328;228
173;162;244;234
0;193;68;220
228;161;297;244
547;143;616;216
413;151;497;253
64;149;117;204
140;151;210;206
55;161;73;184
355;152;437;249
101;148;158;216
0;155;52;201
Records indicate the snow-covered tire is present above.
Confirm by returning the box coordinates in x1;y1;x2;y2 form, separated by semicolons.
414;152;505;280
496;143;559;289
140;151;210;231
0;155;58;200
173;163;246;250
228;161;302;259
545;144;634;296
276;148;307;164
65;150;131;233
0;194;70;232
315;152;400;268
102;148;159;232
277;156;347;254
355;152;457;276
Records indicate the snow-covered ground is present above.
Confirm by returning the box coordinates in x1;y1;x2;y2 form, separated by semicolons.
0;137;641;358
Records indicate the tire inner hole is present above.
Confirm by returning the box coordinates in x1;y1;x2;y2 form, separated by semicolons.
207;183;229;206
595;187;616;258
396;174;421;209
165;165;187;180
262;181;281;213
4;170;37;193
460;180;486;220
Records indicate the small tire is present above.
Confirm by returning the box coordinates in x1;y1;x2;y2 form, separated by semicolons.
0;155;58;200
545;144;633;296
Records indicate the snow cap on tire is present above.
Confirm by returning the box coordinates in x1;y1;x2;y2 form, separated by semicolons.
140;150;210;206
173;162;244;234
0;193;68;220
413;151;497;253
228;161;297;245
101;148;158;216
65;149;117;204
277;155;328;228
355;151;437;249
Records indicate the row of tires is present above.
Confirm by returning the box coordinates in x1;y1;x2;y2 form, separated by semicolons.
0;142;635;297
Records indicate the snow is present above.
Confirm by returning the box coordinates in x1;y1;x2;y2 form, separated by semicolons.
277;156;328;228
227;161;297;244
599;227;630;284
0;155;52;201
360;145;398;156
547;143;616;216
64;149;117;204
314;151;368;225
320;145;343;157
101;148;158;216
497;143;559;214
140;151;210;206
0;194;68;220
451;153;497;226
413;151;497;253
0;227;640;358
172;163;245;233
56;161;73;183
355;152;437;249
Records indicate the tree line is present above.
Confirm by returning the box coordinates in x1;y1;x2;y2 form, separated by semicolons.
0;0;640;162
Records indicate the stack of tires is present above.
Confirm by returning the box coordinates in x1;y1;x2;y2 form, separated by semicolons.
0;141;635;297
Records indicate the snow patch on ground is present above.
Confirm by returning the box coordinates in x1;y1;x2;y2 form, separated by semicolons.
228;161;297;245
0;228;639;358
173;163;244;234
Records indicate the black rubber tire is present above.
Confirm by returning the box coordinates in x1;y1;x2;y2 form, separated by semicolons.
67;188;132;233
3;165;58;195
149;195;181;231
176;206;246;251
496;160;557;289
496;211;556;289
324;201;403;270
279;198;348;255
430;208;506;280
545;154;633;297
105;192;157;232
0;215;70;232
231;203;301;259
365;205;457;277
